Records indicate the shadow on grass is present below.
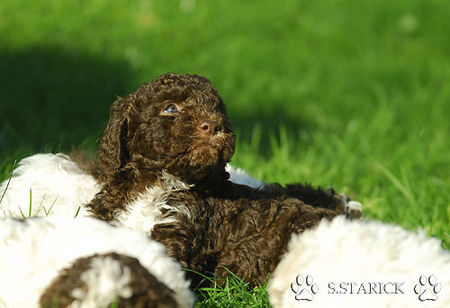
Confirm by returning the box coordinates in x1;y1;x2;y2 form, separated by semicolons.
0;46;311;159
0;46;134;156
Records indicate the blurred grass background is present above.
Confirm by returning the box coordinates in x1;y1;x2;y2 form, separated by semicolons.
0;0;449;305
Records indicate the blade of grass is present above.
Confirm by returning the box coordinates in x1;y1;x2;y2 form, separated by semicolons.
74;206;81;218
18;207;25;219
44;198;57;216
374;162;416;205
34;193;47;216
0;160;17;205
28;188;33;217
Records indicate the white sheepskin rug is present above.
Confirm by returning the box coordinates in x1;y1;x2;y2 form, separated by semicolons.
0;154;98;218
0;216;193;308
268;216;450;308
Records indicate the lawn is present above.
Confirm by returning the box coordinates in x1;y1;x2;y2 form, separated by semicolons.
0;0;449;306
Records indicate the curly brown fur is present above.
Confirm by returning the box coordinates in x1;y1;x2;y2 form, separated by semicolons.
40;252;177;308
151;184;339;287
82;73;358;287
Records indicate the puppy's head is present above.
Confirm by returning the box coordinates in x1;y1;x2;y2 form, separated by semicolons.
98;73;235;185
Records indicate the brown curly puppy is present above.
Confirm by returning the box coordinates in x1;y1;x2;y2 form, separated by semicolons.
40;253;178;308
84;73;359;288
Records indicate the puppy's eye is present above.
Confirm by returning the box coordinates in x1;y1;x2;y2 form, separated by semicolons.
163;104;179;114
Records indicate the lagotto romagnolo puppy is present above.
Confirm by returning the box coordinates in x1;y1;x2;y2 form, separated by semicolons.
0;216;193;308
82;73;361;286
0;73;361;287
269;217;450;308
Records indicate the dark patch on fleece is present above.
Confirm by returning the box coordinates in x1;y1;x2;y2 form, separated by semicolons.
40;252;178;308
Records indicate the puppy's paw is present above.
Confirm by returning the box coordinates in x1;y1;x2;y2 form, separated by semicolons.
335;194;363;219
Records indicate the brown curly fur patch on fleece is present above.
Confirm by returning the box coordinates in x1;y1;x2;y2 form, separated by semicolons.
40;252;177;308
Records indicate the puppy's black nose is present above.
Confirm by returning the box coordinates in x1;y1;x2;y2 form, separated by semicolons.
199;120;222;136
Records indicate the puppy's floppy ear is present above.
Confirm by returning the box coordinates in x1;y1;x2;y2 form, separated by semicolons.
98;96;132;171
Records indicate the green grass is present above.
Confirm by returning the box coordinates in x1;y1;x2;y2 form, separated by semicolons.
0;0;449;306
194;272;270;307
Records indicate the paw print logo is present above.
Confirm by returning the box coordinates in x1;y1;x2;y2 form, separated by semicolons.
414;275;442;302
290;274;319;301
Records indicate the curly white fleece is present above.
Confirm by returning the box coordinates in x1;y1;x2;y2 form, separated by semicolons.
269;216;450;308
0;153;98;218
0;216;194;308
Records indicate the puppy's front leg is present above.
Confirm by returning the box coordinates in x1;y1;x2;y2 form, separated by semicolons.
151;219;216;289
270;183;362;218
85;182;129;221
